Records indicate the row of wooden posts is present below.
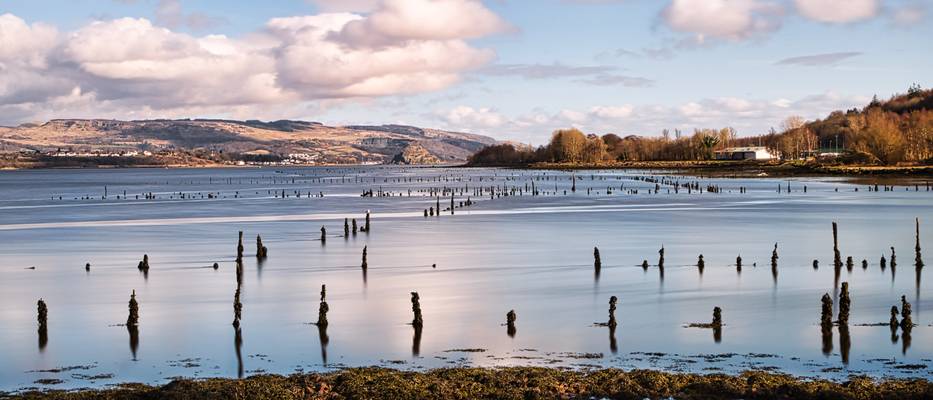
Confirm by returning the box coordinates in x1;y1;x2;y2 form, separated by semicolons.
34;214;923;364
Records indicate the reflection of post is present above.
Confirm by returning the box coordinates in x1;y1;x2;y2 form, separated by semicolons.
412;325;422;357
317;324;329;365
609;324;618;354
821;327;833;357
128;324;139;360
838;324;850;365
234;327;244;379
916;218;924;269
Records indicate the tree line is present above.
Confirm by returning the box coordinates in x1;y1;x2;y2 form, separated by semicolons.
468;85;932;166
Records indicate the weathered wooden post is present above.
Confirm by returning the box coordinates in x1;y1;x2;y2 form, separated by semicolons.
712;307;722;328
861;259;868;269
365;210;371;231
771;243;779;270
820;293;833;328
890;306;899;328
891;247;897;268
845;256;854;271
657;246;665;269
320;226;326;244
838;282;850;325
593;247;602;273
916;218;924;268
410;292;423;328
137;254;150;271
127;290;139;326
900;295;912;331
812;259;819;269
352;219;358;235
361;246;368;270
37;298;48;349
232;287;242;328
316;284;329;327
641;260;649;270
237;231;244;263
607;296;618;328
85;262;91;272
344;218;350;239
736;255;743;271
881;254;887;270
506;310;517;337
697;254;705;271
832;222;842;269
256;235;268;259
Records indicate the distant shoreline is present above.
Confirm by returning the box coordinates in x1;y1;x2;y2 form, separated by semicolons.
7;367;931;399
483;161;933;179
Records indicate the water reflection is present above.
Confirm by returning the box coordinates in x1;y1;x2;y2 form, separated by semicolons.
317;324;329;365
713;326;722;344
128;325;139;361
609;324;618;354
412;325;422;357
839;324;850;365
821;328;833;357
902;328;911;354
38;325;48;352
234;327;244;378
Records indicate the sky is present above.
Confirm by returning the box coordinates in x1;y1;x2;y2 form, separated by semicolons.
0;0;931;144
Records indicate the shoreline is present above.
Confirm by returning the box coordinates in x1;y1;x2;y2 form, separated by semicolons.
6;367;932;399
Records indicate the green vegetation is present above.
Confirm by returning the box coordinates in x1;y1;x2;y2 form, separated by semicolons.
469;86;933;167
7;367;931;400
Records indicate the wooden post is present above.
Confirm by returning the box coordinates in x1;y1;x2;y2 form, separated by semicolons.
127;290;139;326
607;296;618;328
593;247;601;273
838;282;850;325
361;246;368;270
410;292;423;328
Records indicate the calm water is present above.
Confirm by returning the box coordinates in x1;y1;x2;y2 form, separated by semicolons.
0;167;930;391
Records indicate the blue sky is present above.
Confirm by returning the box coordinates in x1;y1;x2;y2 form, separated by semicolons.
1;0;930;143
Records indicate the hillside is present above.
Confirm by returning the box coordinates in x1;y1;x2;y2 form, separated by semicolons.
0;119;497;166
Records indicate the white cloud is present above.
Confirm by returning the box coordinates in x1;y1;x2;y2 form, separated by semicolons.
308;0;382;13
661;0;783;42
891;3;926;26
440;106;506;128
0;2;506;124
794;0;879;23
332;0;510;47
433;93;868;144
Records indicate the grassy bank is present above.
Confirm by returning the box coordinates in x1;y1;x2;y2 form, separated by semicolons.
524;161;933;178
6;367;932;400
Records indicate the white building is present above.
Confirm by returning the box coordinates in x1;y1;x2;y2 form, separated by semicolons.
714;146;776;161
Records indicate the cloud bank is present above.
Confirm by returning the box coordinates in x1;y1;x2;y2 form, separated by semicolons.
0;0;506;123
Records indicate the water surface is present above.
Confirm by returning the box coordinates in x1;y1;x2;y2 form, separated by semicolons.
0;167;930;391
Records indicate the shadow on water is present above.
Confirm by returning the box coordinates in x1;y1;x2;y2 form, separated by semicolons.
234;327;244;379
128;325;139;361
412;325;422;357
317;324;329;365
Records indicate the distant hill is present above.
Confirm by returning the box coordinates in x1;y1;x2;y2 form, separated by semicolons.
0;119;498;165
